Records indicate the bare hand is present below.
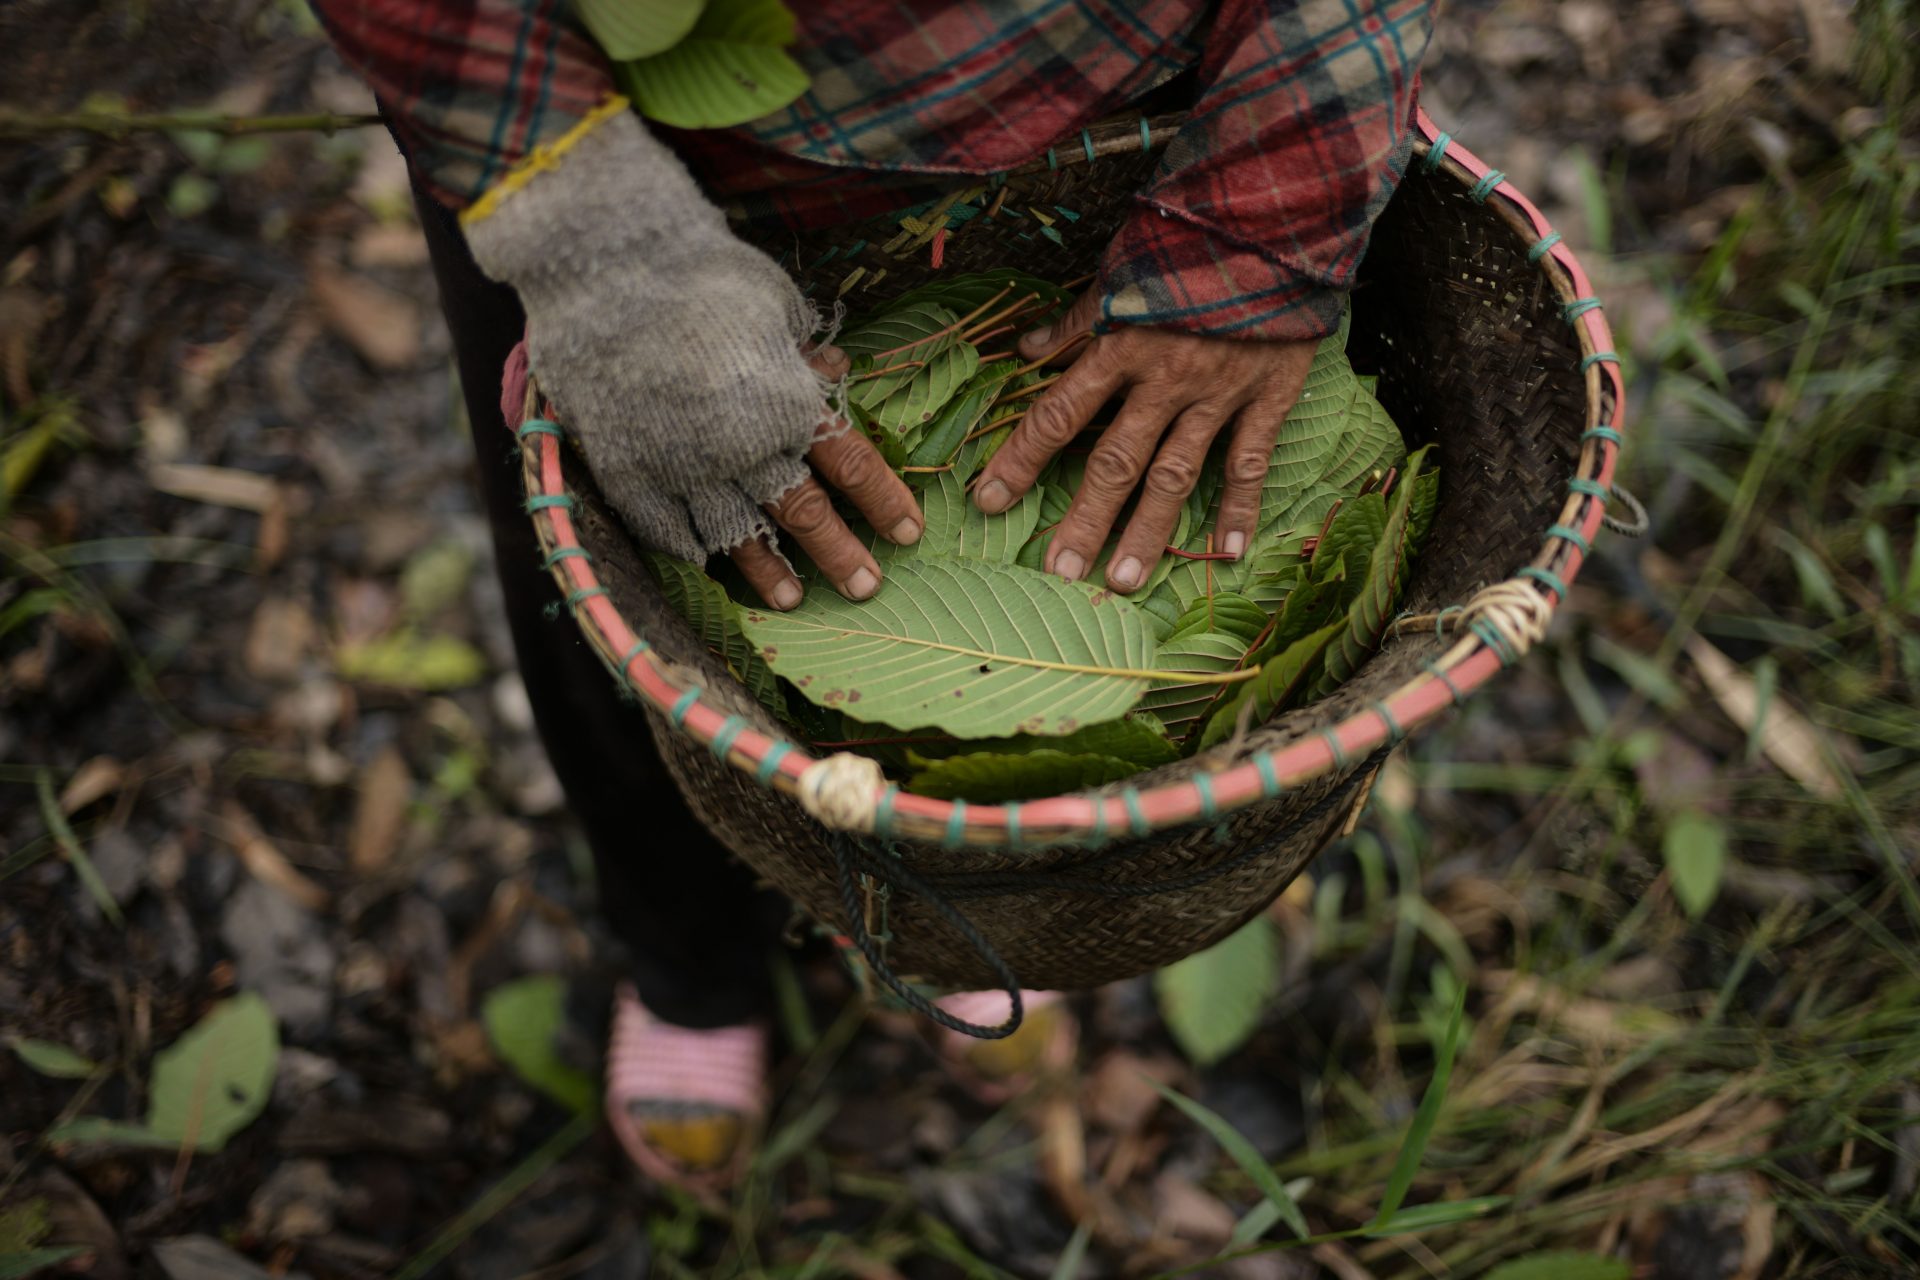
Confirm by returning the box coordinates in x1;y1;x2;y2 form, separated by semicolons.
971;289;1317;592
729;345;924;610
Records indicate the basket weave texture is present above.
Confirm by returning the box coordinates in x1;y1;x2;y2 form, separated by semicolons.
511;116;1623;992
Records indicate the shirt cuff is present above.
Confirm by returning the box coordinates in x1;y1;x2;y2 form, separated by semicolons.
1095;202;1346;343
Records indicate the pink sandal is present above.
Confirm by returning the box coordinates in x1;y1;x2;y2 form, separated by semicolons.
603;983;767;1193
934;989;1079;1105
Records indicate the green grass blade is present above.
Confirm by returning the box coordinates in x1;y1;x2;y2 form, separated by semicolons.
1150;1079;1310;1242
1369;979;1467;1227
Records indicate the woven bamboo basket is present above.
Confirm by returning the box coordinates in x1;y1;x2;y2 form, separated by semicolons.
507;109;1631;1030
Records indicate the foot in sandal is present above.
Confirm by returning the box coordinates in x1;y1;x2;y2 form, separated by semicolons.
604;983;766;1192
934;989;1079;1104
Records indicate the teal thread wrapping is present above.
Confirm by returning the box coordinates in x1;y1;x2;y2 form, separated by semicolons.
620;638;650;669
1123;788;1149;837
1562;297;1603;322
1469;169;1506;203
565;586;607;610
1088;798;1110;847
1255;753;1282;798
1139;118;1152;150
542;546;591;568
1519;565;1569;599
873;785;898;839
1470;618;1519;665
1425;659;1466;706
1081;129;1096;163
1004;801;1023;849
1581;351;1620;371
516;419;561;440
1421;131;1452;173
669;686;702;727
1321;728;1350;770
709;716;747;761
1370;700;1405;746
944;800;969;850
1193;773;1219;822
1528;231;1563;262
1546;522;1592;555
755;741;791;786
1568;478;1609;501
1046;147;1058;171
524;494;574;513
1582;425;1624;446
1436;604;1465;637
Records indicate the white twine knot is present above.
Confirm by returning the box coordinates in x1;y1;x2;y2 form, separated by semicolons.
1461;578;1555;661
796;752;886;833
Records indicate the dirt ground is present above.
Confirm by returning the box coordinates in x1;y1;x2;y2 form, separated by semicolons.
3;1;1915;1278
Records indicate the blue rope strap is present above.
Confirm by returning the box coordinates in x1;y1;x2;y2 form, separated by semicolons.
1519;565;1569;599
1003;801;1023;849
755;741;791;786
669;686;702;727
1469;169;1506;203
1370;700;1405;745
516;419;562;440
1421;132;1452;173
1088;798;1110;848
1562;296;1603;322
1581;351;1620;371
542;546;591;568
709;716;747;760
1122;788;1149;837
1436;604;1465;637
1582;425;1624;446
524;494;574;513
620;639;650;669
1568;478;1610;501
1527;231;1563;262
873;785;898;839
1425;659;1467;706
944;800;969;850
1545;522;1591;555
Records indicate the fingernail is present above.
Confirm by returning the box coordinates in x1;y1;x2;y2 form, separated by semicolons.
772;580;802;610
1024;325;1051;349
891;517;922;545
1110;556;1142;589
844;567;879;599
1223;530;1246;558
1054;549;1086;582
977;479;1011;513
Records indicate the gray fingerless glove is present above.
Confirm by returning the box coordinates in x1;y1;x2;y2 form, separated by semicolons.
465;108;828;561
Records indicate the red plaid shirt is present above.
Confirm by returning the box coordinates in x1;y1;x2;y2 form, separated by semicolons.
314;0;1430;340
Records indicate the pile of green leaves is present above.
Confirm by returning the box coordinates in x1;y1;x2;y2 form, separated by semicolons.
579;0;811;130
648;272;1440;802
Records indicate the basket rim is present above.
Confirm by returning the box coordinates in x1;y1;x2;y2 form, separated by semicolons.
512;109;1627;850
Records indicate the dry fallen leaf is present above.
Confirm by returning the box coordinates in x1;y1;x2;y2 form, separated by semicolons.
219;802;331;912
245;597;315;682
59;756;126;814
349;745;412;875
1685;634;1846;798
149;462;282;513
308;263;420;370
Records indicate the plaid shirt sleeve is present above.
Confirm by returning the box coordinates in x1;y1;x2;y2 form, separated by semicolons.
309;0;614;209
1097;0;1432;342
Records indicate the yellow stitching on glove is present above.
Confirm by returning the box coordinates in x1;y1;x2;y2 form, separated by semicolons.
460;94;632;229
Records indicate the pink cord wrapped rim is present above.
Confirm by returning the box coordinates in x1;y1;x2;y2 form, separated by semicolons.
509;114;1626;850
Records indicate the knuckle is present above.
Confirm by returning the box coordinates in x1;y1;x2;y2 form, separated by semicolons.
1024;397;1076;445
1083;444;1141;492
1144;452;1200;500
1227;449;1270;486
829;441;881;491
779;483;835;533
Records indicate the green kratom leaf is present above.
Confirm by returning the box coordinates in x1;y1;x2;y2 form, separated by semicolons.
909;714;1178;768
577;0;704;59
1196;621;1344;751
647;553;785;716
912;472;1045;564
1166;593;1270;646
842;302;965;413
740;556;1169;738
1663;810;1728;918
1154;918;1279;1066
906;748;1142;801
145;992;278;1152
892;269;1075;320
1310;445;1433;699
7;1037;98;1079
1309;491;1388;604
906;362;1017;475
617;0;809;128
483;976;597;1115
1261;314;1405;527
1138;631;1248;737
